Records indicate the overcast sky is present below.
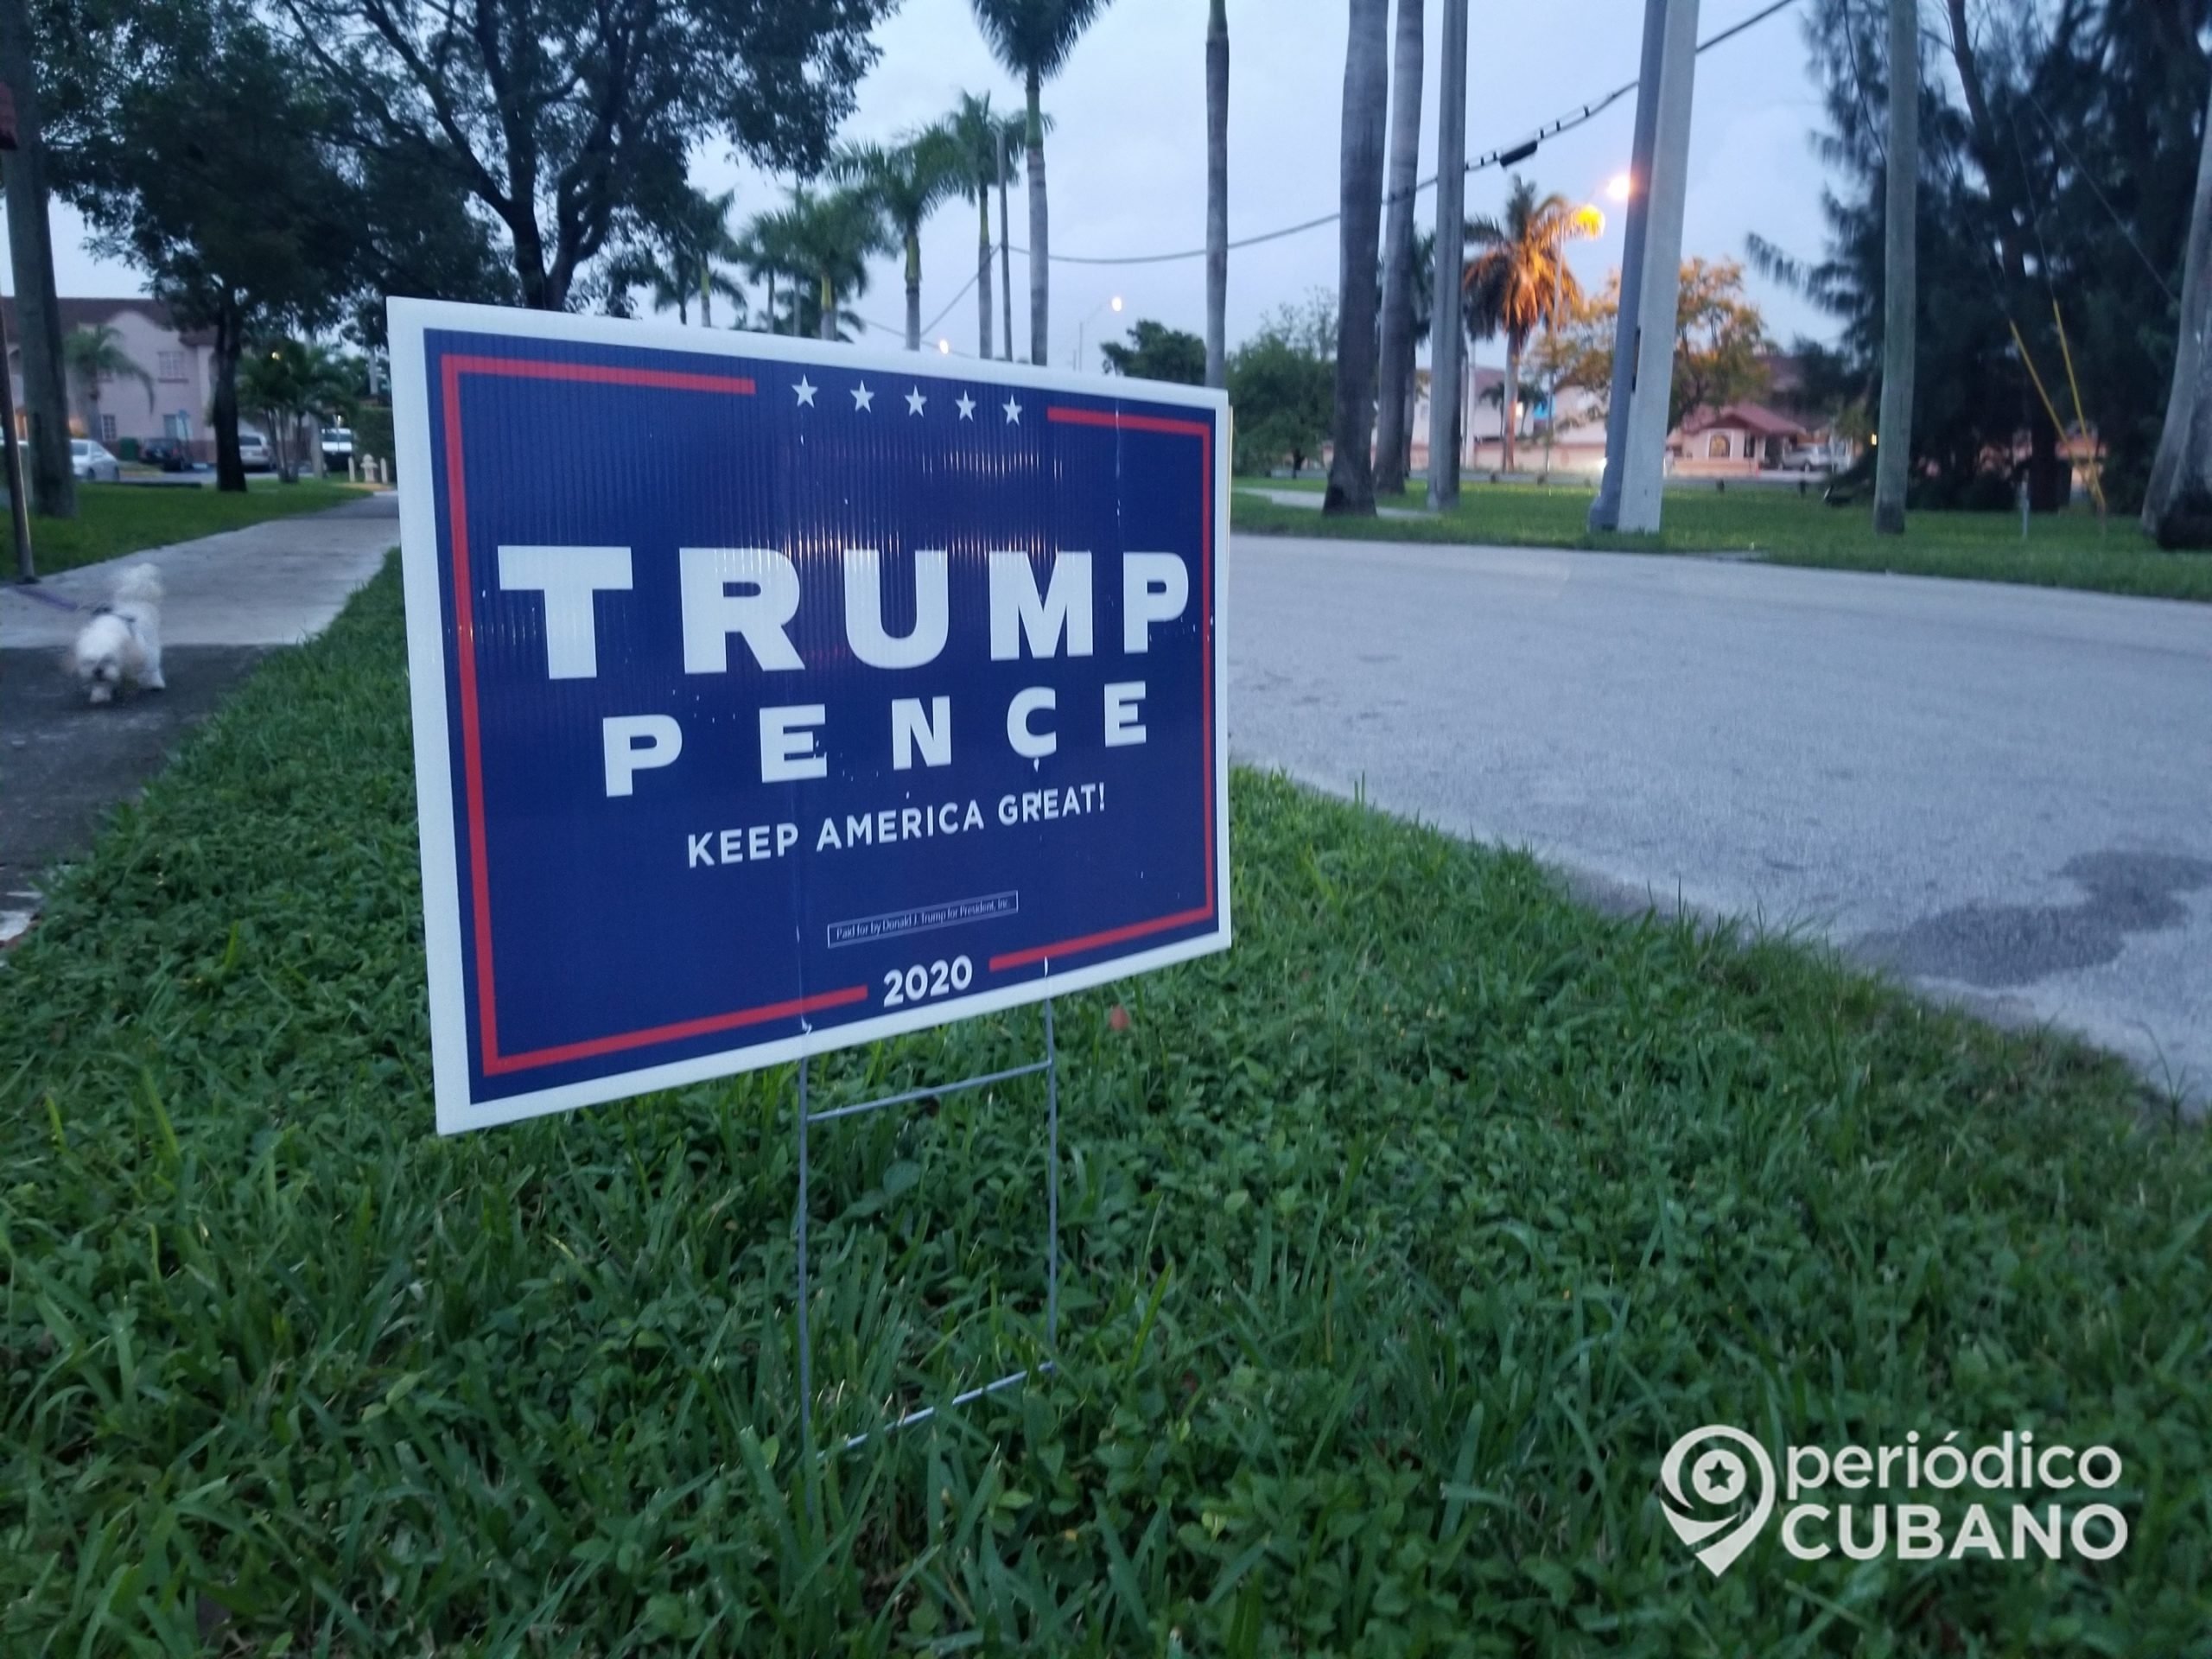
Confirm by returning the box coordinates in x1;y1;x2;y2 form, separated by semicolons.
11;0;1841;371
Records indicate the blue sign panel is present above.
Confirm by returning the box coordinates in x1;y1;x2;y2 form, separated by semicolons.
390;301;1230;1131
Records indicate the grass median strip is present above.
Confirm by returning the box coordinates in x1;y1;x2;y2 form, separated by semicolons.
1234;482;2212;604
22;480;368;576
2;557;2207;1652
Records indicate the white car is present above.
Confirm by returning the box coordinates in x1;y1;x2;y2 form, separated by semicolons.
320;425;354;474
71;438;120;481
237;431;272;472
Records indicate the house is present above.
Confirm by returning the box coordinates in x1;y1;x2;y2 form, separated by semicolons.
1407;364;1610;477
1667;403;1812;475
3;296;221;459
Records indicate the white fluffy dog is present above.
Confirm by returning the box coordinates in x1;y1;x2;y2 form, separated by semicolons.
69;563;166;704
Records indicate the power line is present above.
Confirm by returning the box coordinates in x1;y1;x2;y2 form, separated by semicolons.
1009;0;1805;269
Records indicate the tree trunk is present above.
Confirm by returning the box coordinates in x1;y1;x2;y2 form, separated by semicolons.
998;133;1014;360
1503;334;1521;474
1427;0;1470;510
2144;62;2212;543
977;190;995;359
766;271;777;334
1205;0;1230;390
0;0;76;520
1373;0;1423;493
212;307;246;494
819;273;836;342
906;229;923;350
1872;0;1917;535
1026;70;1049;367
1324;0;1389;517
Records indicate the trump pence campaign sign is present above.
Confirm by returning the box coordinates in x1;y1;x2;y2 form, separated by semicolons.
390;300;1230;1132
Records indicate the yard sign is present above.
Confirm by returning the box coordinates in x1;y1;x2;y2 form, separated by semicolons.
390;299;1230;1132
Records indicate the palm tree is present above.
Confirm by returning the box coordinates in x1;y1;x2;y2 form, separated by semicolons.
1461;177;1592;475
834;129;965;351
1205;0;1230;389
735;207;804;335
1427;0;1470;508
770;187;892;343
1373;0;1423;493
2144;61;2212;543
1873;0;1917;534
62;324;154;447
969;0;1115;366
947;93;1034;359
1324;0;1389;517
238;338;353;483
619;188;747;327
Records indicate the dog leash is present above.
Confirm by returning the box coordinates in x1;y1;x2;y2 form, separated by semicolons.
8;582;86;613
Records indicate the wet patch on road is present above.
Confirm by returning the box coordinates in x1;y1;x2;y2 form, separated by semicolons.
1857;850;2212;988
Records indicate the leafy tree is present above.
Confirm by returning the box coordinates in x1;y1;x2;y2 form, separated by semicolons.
969;0;1114;365
64;3;359;491
1460;176;1599;472
834;128;965;350
1531;260;1773;432
1100;319;1205;384
1230;296;1335;477
283;0;893;311
61;322;152;442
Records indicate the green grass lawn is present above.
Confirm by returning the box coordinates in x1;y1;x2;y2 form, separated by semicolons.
1234;479;2212;603
18;479;366;577
3;561;2208;1653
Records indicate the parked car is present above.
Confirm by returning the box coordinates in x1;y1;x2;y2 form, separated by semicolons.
321;425;355;474
70;438;120;481
141;439;193;473
237;430;272;472
1782;442;1848;474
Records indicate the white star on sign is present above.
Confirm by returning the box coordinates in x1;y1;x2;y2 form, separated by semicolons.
792;376;817;407
904;386;927;415
1003;395;1022;424
955;392;976;420
851;381;875;412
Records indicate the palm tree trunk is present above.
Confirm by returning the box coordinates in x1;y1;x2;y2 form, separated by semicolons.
1324;0;1389;516
1026;69;1049;368
1427;0;1470;509
1872;0;1917;535
1205;0;1230;390
1503;334;1521;474
1374;0;1423;493
977;191;995;358
0;0;77;518
819;273;837;343
2144;65;2212;543
998;133;1014;360
906;230;923;351
766;271;777;334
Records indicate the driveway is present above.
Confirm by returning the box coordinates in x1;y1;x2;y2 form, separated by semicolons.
1230;532;2212;1101
1;494;396;938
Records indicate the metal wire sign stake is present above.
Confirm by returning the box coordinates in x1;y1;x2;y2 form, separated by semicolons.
796;1000;1060;1449
389;300;1227;1450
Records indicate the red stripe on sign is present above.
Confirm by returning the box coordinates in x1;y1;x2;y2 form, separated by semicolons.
1046;404;1212;438
989;905;1217;973
482;984;870;1075
442;354;755;397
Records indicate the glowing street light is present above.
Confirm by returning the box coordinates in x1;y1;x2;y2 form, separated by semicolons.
1073;295;1125;372
937;338;951;354
1605;170;1633;204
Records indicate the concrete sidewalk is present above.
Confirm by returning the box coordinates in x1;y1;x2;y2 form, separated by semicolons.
2;495;397;940
0;491;397;650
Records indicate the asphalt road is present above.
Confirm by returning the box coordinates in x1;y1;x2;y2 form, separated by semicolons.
1229;532;2212;1102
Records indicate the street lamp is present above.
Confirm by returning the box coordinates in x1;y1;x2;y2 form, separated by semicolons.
1073;294;1123;372
937;337;952;355
1605;170;1633;204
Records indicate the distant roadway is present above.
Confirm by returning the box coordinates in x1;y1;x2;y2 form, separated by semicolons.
1229;531;2212;1103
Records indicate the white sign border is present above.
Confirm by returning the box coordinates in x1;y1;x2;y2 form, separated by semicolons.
388;296;1232;1135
